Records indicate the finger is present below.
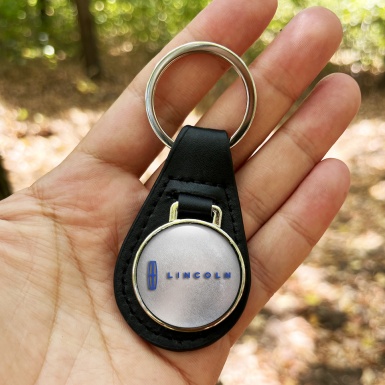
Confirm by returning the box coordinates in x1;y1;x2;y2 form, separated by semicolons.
145;6;344;188
199;6;344;168
237;73;360;238
76;0;277;176
229;158;350;342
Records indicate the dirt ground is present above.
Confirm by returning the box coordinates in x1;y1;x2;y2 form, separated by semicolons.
0;57;384;385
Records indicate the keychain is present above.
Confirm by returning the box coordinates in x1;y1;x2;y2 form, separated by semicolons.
114;41;256;351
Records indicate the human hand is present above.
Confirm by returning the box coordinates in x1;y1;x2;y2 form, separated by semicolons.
0;0;360;384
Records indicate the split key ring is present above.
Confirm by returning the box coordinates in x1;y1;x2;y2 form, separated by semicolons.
145;41;257;149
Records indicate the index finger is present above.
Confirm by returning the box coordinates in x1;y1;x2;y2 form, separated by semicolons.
76;0;277;176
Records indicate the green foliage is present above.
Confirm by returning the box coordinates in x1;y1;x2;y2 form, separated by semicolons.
90;0;210;54
0;0;209;63
0;0;384;72
260;0;385;72
0;0;78;62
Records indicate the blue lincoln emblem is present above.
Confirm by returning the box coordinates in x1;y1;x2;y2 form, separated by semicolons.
147;261;158;290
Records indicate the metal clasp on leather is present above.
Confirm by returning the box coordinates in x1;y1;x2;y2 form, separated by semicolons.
169;202;222;227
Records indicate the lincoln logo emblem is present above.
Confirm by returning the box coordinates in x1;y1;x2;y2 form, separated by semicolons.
147;261;158;290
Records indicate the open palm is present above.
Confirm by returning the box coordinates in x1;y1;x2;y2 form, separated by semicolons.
0;0;360;384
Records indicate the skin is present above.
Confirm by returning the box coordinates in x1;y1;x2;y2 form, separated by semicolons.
0;0;361;384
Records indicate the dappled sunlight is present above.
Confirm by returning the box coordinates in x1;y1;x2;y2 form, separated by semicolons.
0;100;100;190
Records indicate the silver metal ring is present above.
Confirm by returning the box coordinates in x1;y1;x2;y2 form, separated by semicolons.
145;41;257;148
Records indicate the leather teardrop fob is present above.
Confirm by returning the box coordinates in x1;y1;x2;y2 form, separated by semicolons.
114;126;251;351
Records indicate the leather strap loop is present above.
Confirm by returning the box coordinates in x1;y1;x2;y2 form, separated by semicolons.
178;193;213;222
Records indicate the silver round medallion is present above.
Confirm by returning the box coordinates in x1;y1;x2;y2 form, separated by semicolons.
133;219;245;331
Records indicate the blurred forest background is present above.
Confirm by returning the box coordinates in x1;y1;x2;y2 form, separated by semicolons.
0;0;385;384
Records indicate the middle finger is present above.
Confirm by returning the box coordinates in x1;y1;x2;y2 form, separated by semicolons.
199;7;344;168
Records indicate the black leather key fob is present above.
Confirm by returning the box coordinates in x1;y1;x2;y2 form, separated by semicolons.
114;125;250;351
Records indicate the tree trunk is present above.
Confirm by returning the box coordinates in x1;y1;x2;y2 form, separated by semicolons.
0;158;12;200
73;0;101;78
39;0;48;24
